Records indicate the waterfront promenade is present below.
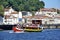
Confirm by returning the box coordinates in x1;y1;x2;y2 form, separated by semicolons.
42;24;60;29
0;24;60;30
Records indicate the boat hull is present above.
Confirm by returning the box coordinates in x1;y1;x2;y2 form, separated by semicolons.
14;30;24;32
23;26;42;32
12;27;24;32
24;29;42;32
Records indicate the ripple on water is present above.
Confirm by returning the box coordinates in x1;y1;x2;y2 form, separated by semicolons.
0;29;60;40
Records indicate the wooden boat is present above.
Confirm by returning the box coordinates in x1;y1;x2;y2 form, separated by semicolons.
24;27;42;32
23;24;43;32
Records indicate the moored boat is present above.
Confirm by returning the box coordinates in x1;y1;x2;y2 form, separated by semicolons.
24;27;42;32
12;26;24;32
23;24;43;32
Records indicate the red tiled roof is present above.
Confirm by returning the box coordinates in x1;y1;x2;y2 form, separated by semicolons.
4;7;10;11
22;15;49;19
4;15;11;19
4;9;9;11
11;11;18;14
40;8;56;12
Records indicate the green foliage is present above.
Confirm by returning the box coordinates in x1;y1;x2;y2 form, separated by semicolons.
0;5;4;11
0;0;45;16
0;5;4;17
2;2;8;8
57;9;60;14
0;0;45;11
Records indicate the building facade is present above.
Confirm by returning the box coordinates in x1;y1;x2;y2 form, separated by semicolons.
3;7;20;25
3;8;60;25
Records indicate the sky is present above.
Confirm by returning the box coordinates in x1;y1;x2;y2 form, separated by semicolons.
41;0;60;9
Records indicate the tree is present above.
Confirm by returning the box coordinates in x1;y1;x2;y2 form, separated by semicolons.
0;0;45;11
0;5;4;17
2;2;9;8
0;0;45;16
6;0;45;11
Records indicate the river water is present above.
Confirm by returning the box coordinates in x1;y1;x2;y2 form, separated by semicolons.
0;29;60;40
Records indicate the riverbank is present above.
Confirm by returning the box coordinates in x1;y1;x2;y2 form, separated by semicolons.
0;24;60;30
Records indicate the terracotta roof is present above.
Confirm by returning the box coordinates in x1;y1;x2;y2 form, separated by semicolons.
4;15;18;19
40;8;56;12
11;11;18;14
4;9;9;11
13;16;17;18
5;15;11;17
4;15;11;19
55;16;60;18
4;7;10;11
32;15;48;19
22;15;49;19
46;16;53;19
22;16;33;18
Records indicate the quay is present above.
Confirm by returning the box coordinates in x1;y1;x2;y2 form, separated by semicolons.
42;24;60;29
0;24;60;30
0;25;14;30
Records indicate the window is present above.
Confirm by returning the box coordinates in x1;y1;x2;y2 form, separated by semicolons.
19;18;22;21
47;13;51;15
22;11;27;16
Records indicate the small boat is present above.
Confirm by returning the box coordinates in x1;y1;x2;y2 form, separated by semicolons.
23;24;42;32
12;26;24;32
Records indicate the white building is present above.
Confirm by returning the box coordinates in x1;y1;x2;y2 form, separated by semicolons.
35;8;57;17
3;7;21;25
3;8;60;25
22;11;32;23
35;8;60;24
3;7;32;25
